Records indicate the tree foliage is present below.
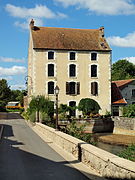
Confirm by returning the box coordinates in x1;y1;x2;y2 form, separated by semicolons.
78;98;101;116
29;95;54;117
112;59;135;81
123;104;135;118
0;79;11;109
10;90;25;106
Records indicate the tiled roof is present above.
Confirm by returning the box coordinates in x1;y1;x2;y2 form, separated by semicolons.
31;26;111;51
113;79;135;90
111;82;127;105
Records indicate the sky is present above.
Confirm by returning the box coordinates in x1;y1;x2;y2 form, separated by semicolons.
0;0;135;90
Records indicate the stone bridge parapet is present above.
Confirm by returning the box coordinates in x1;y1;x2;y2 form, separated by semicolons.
35;122;135;179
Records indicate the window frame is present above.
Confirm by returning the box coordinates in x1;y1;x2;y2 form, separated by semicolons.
90;51;98;61
48;81;55;95
91;64;98;78
69;64;76;77
91;81;98;96
47;51;55;60
66;81;80;95
132;89;135;97
48;64;54;77
68;51;77;61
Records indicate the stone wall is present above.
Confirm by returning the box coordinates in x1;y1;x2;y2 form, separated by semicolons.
35;123;135;179
112;116;135;130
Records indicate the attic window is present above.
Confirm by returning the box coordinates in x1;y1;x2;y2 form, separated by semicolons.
48;51;54;60
91;53;97;61
70;52;76;60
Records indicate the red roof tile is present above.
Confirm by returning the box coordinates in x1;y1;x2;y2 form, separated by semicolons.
112;79;135;90
31;26;111;51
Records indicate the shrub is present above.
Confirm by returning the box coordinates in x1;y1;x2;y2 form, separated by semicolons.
41;112;51;124
78;98;101;116
118;144;135;162
123;104;135;117
66;121;95;145
29;111;36;123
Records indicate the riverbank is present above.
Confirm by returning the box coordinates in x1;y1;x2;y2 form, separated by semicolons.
97;134;135;146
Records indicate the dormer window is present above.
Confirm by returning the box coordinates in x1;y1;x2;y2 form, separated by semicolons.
91;52;97;61
48;51;54;60
69;52;76;60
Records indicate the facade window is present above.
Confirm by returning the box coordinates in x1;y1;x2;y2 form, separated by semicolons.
91;53;97;61
66;82;80;95
48;81;54;94
69;52;76;60
48;64;54;77
91;82;98;96
69;101;76;117
132;89;135;97
91;65;97;77
69;64;76;77
48;51;54;60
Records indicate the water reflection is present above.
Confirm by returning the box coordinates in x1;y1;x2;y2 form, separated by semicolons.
96;141;126;155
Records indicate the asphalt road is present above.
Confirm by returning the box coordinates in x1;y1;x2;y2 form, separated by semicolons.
0;113;90;180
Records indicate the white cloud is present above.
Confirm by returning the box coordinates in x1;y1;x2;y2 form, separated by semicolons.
107;32;135;47
5;4;67;30
54;0;135;15
0;76;13;81
14;18;44;30
10;84;26;90
5;4;56;19
0;56;25;63
0;66;27;76
124;57;135;64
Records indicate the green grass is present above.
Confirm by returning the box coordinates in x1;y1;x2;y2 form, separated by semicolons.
118;144;135;162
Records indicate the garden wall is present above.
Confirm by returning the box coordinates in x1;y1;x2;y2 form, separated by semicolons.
112;117;135;130
35;122;135;179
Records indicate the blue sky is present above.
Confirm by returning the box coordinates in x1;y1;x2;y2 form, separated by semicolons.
0;0;135;90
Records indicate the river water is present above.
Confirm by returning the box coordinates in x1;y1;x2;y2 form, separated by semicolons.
96;141;125;155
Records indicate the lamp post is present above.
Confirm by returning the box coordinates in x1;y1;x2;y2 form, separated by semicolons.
25;75;33;96
54;85;60;130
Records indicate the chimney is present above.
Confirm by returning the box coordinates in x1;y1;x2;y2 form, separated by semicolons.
30;19;34;30
99;26;104;37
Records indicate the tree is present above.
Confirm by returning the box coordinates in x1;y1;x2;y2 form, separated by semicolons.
123;104;135;118
112;59;135;81
0;79;11;109
78;98;101;116
29;95;54;117
10;90;25;106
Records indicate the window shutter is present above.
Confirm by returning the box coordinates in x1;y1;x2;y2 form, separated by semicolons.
91;82;94;95
77;82;80;95
66;82;69;95
91;82;98;96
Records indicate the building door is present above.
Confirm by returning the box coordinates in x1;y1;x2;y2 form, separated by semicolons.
69;101;76;117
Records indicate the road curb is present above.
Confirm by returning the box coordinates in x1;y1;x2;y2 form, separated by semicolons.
0;125;4;140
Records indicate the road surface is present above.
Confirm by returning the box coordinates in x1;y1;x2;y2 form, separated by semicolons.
0;113;90;180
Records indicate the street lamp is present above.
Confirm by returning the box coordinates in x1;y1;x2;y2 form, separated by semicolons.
54;85;60;130
25;75;33;96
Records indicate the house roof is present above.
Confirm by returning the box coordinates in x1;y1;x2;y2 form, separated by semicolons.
31;25;111;51
111;82;127;105
112;79;135;90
